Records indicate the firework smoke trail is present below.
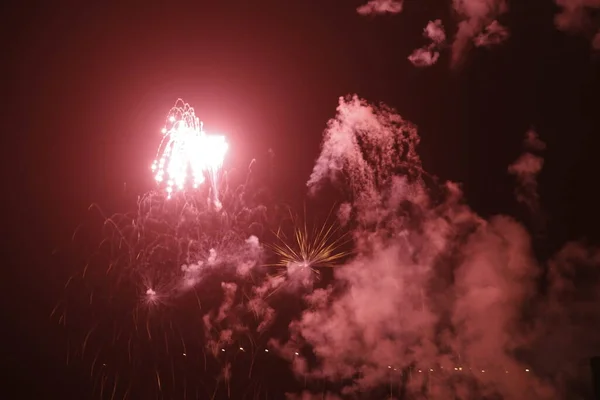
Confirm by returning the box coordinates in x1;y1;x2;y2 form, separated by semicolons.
152;99;228;207
268;95;600;399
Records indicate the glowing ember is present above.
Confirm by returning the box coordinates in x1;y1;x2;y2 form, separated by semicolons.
152;99;228;201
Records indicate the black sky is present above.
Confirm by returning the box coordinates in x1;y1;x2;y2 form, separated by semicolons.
2;1;599;398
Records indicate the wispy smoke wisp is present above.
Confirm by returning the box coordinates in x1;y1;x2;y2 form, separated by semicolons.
508;130;545;214
357;0;404;15
409;20;447;67
451;0;510;66
555;0;600;49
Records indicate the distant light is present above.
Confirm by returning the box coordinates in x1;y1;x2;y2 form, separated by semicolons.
102;363;106;366
221;349;225;352
505;370;509;373
525;368;530;372
294;352;299;356
239;347;244;351
459;367;463;371
430;368;433;372
264;349;269;353
388;365;391;369
394;368;397;371
454;367;458;371
183;353;186;356
481;370;485;373
418;370;422;373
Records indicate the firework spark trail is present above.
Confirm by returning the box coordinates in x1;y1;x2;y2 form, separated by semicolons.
59;158;276;398
265;209;350;289
152;99;228;206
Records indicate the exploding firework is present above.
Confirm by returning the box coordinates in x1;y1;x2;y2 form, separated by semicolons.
267;208;350;286
151;99;228;206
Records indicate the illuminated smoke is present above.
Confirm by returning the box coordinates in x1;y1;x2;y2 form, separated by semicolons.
307;95;421;227
288;95;600;398
508;130;546;214
409;20;447;67
451;0;510;66
357;0;403;15
474;20;510;47
555;0;600;49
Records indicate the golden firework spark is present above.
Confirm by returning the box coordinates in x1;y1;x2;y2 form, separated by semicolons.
267;207;351;275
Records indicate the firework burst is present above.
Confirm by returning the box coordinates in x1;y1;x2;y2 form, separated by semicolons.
151;99;228;205
267;208;351;283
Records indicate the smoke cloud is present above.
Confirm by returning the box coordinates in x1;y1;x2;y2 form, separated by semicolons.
508;130;546;215
357;0;404;16
285;96;600;398
357;0;510;67
555;0;600;49
409;20;447;67
451;0;510;66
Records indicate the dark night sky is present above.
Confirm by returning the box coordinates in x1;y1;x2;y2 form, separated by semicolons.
2;1;599;398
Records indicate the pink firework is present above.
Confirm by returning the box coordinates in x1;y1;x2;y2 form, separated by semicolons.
151;99;228;202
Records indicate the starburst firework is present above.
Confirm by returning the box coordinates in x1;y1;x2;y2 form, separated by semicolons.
268;208;350;279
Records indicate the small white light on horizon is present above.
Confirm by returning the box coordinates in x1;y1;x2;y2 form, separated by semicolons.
264;349;269;353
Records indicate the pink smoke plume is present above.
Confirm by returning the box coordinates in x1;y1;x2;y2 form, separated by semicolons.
357;0;403;16
474;20;510;47
409;20;447;67
555;0;600;49
451;0;510;66
508;130;546;214
282;95;600;398
357;1;510;67
306;95;422;226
